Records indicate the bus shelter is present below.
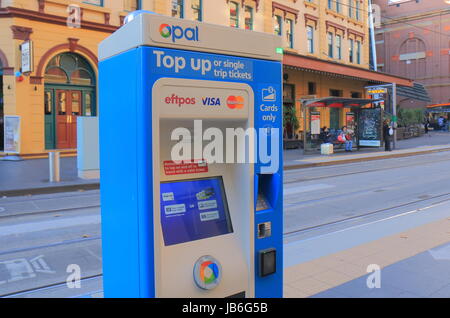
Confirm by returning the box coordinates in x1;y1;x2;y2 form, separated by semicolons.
300;97;383;154
426;103;450;130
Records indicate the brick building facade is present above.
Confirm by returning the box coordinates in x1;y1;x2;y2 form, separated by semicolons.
0;0;412;156
374;0;450;108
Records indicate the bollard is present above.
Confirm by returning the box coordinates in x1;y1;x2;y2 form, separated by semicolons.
49;151;61;183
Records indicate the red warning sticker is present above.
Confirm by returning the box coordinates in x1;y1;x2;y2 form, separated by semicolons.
164;160;208;176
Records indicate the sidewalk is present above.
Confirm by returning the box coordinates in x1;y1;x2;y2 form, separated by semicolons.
0;157;99;196
284;200;450;298
284;131;450;170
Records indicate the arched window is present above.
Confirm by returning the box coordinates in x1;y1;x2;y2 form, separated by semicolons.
398;38;427;80
45;53;95;86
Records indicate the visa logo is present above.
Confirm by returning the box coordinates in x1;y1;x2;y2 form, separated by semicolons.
202;97;221;106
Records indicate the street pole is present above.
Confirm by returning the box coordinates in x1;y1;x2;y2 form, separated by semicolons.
368;0;378;72
392;82;397;150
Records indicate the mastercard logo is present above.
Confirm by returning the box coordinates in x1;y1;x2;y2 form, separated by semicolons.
193;256;222;290
226;96;244;110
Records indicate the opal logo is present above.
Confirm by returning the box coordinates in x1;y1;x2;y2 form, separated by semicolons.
159;23;199;43
159;24;171;38
193;256;222;290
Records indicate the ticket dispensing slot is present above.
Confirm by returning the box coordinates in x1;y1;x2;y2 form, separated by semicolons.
255;173;281;278
255;173;281;213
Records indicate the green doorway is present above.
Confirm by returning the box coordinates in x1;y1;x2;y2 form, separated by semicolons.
44;53;96;150
329;108;340;130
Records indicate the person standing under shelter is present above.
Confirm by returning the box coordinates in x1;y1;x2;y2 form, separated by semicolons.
383;119;392;151
438;116;444;131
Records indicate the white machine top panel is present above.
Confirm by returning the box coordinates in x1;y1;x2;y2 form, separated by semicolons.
99;13;283;62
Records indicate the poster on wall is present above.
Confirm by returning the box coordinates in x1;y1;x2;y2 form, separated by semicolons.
358;108;381;147
311;112;321;135
346;112;355;134
4;116;21;154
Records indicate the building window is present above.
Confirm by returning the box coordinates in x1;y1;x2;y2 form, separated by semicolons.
245;6;253;30
308;82;317;95
328;0;333;9
192;0;202;21
336;0;341;13
336;35;342;59
85;0;103;6
229;1;239;28
348;0;353;18
124;0;140;11
355;0;360;20
399;37;427;79
286;18;294;48
356;40;361;64
172;0;184;18
351;92;362;98
330;89;343;97
274;15;282;36
349;38;354;63
327;32;334;58
307;26;314;53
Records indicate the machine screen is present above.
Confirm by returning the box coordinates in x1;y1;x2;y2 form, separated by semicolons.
160;177;233;246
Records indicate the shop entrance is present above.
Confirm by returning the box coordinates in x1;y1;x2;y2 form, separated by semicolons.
44;53;96;150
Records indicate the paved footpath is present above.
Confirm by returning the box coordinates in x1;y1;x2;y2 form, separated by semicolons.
284;200;450;298
284;131;450;169
0;157;99;196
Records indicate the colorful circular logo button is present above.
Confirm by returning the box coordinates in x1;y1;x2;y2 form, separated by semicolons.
193;256;222;290
159;24;171;38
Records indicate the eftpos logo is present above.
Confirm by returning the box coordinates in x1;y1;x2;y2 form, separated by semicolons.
159;24;199;43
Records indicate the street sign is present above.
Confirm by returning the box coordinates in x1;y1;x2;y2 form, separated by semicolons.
20;41;34;73
367;87;387;95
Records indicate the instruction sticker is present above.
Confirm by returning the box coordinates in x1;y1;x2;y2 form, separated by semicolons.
198;200;218;211
164;160;208;175
200;211;220;222
164;204;186;215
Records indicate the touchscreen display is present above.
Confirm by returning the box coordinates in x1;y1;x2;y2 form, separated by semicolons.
160;177;233;246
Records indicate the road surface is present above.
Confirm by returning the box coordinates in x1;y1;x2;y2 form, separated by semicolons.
1;151;450;297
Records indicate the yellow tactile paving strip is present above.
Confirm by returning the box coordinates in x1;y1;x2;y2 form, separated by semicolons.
284;217;450;298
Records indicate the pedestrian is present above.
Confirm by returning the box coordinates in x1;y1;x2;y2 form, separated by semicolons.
424;118;429;134
340;126;353;152
320;126;331;144
444;117;448;132
438;116;444;131
383;119;392;151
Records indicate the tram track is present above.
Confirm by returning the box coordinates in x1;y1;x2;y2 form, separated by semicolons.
283;192;450;237
3;193;450;298
0;204;101;220
2;152;450;298
284;156;450;184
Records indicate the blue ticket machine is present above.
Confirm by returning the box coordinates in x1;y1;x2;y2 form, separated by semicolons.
99;12;283;298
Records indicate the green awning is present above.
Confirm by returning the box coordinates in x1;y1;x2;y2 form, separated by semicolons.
397;83;431;102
